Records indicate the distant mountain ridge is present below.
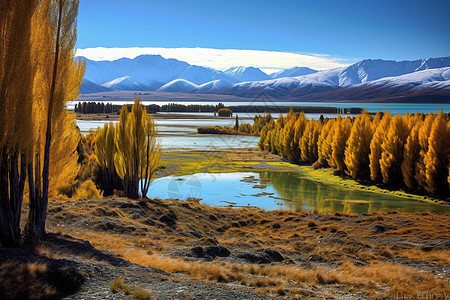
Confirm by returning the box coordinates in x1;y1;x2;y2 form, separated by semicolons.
78;55;450;102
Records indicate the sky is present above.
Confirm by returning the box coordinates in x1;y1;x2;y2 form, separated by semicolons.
76;0;450;72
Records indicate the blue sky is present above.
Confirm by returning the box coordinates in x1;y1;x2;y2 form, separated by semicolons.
77;0;450;69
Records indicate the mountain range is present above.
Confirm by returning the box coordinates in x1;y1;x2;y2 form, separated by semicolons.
78;55;450;102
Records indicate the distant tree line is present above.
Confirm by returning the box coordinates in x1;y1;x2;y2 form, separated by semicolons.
75;102;227;114
258;109;450;197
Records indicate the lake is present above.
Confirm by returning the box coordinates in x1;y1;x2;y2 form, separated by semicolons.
146;171;450;214
76;119;260;150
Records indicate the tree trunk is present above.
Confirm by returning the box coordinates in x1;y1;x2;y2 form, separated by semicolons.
25;0;63;243
0;150;17;247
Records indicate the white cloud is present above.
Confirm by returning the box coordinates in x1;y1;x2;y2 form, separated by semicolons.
75;47;352;73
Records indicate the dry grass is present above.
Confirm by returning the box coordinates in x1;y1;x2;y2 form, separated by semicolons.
110;277;155;300
45;197;450;298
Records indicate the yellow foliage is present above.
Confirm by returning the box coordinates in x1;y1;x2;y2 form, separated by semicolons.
74;180;102;200
344;112;373;179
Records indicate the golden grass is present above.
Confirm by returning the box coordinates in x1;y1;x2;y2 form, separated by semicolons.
110;277;155;300
46;196;450;298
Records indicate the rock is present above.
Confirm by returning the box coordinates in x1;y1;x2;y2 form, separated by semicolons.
189;231;203;239
158;215;176;226
272;223;281;229
208;214;218;221
264;249;284;262
234;252;271;264
372;224;386;233
420;246;434;252
205;246;230;258
100;220;116;231
190;247;204;258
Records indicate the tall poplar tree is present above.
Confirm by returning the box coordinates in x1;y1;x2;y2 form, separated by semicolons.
331;117;352;174
369;112;391;182
379;114;410;185
26;0;84;243
0;0;38;247
344;112;373;179
423;111;449;194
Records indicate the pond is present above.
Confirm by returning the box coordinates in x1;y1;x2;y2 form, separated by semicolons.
146;171;450;214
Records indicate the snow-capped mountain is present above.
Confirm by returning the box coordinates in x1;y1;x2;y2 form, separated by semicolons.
271;67;318;79
214;57;450;99
80;78;113;94
103;76;150;91
157;79;199;93
223;66;272;82
79;55;237;91
194;79;233;92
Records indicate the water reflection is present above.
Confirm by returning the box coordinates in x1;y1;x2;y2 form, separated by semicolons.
147;171;449;213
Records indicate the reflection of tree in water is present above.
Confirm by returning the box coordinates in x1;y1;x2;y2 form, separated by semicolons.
258;171;344;213
258;171;383;214
258;170;447;214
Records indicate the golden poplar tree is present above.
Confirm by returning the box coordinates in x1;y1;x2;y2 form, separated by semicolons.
26;0;84;243
379;114;410;185
423;111;449;194
114;99;161;199
300;120;321;163
401;121;422;190
282;119;296;160
292;112;307;162
369;112;391;182
415;113;435;190
331;117;352;174
0;0;39;247
95;122;117;196
318;119;335;166
344;112;373;179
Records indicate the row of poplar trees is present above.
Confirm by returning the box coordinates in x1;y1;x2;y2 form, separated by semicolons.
258;110;450;196
0;0;84;247
95;99;161;199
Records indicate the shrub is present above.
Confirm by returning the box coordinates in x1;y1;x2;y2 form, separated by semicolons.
218;108;232;117
74;180;103;199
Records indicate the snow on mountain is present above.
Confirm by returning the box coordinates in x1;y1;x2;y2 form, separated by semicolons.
176;65;236;85
359;67;450;89
157;79;198;93
78;55;450;101
80;55;236;91
218;57;450;98
102;76;151;91
80;78;113;94
223;66;272;82
271;67;318;79
194;79;233;92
